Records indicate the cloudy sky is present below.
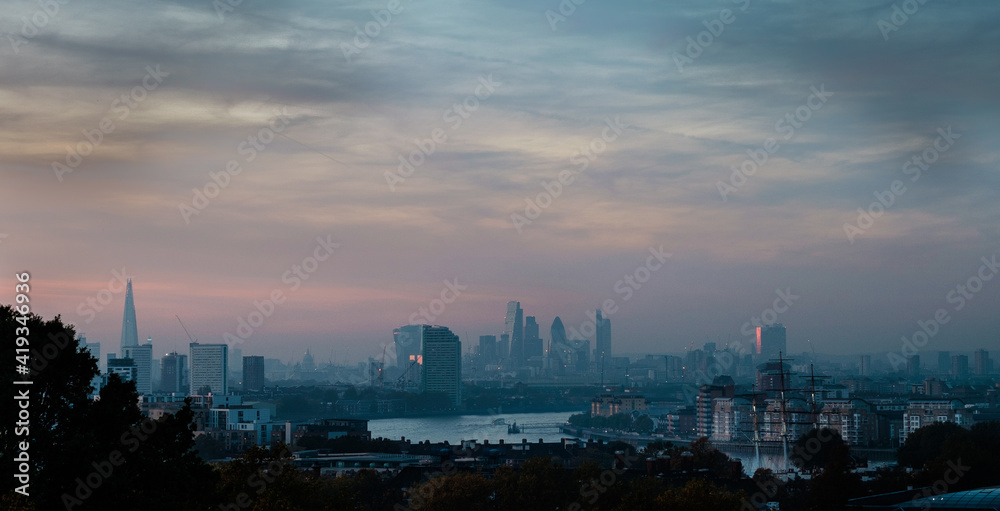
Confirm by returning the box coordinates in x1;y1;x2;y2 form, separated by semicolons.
3;0;998;364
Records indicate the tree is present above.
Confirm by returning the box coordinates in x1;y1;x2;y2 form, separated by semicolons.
655;478;746;511
409;472;494;511
635;415;654;434
897;421;967;469
792;428;849;472
1;306;219;510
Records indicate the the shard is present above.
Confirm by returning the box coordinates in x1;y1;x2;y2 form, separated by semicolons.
120;278;139;350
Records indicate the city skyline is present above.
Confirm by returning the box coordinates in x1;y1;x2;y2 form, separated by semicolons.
3;1;999;363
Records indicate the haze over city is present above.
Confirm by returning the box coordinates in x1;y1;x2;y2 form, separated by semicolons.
3;0;999;363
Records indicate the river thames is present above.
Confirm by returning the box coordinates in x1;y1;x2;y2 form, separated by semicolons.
368;411;578;444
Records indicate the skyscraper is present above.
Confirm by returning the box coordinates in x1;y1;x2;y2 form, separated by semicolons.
938;351;951;373
394;325;422;368
859;355;871;377
106;357;138;385
974;349;992;375
120;278;139;351
160;352;188;393
478;335;497;365
243;355;265;391
524;316;542;360
420;325;461;407
756;323;787;359
550;317;567;372
504;301;524;368
497;334;510;364
122;340;153;395
906;355;920;378
190;342;228;394
595;310;611;364
951;355;969;379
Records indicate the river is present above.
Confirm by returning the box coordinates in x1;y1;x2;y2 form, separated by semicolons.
368;411;578;444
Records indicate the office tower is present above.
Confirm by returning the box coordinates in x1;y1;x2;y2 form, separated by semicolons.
107;357;137;384
756;324;787;359
229;346;243;377
122;340;153;395
504;301;524;368
595;310;611;364
550;317;567;372
524;316;543;360
394;325;422;368
951;355;969;379
190;342;228;394
569;339;590;373
160;352;187;393
497;334;510;364
478;335;497;365
859;355;871;377
938;351;951;373
906;354;920;378
120;278;139;350
82;338;100;371
974;349;992;375
81;338;102;391
420;325;461;407
243;355;265;391
703;342;717;354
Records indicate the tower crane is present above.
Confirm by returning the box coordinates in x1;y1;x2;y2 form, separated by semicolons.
176;315;197;343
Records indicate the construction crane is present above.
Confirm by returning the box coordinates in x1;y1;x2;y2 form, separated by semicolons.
396;359;418;390
176;315;197;343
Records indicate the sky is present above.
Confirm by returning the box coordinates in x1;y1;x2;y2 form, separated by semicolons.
2;0;999;365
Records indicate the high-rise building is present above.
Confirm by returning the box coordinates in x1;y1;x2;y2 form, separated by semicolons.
906;355;920;378
81;337;101;391
974;350;992;375
756;324;787;359
497;334;510;364
120;278;139;350
420;325;461;407
190;342;228;395
82;338;100;371
106;357;137;386
595;310;611;364
524;316;542;360
160;352;187;393
394;325;423;368
859;355;871;377
503;301;524;368
478;335;497;365
243;355;265;391
122;341;153;395
951;355;969;379
938;351;951;373
550;317;567;372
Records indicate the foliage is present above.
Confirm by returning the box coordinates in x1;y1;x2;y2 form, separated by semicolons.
791;428;849;472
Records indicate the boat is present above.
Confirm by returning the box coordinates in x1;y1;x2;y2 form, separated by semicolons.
507;422;521;434
491;418;507;426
